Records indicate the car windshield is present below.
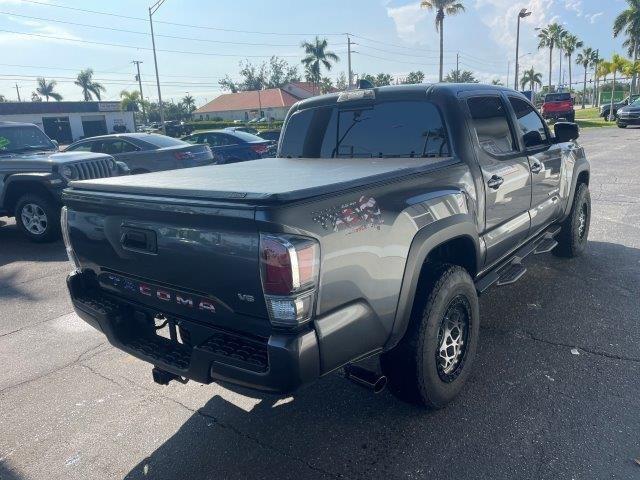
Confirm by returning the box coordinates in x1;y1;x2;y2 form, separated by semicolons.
279;100;449;158
0;126;56;154
139;134;188;148
630;97;640;106
229;130;265;143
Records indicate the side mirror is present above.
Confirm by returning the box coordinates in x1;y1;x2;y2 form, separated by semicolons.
554;122;579;143
523;130;544;148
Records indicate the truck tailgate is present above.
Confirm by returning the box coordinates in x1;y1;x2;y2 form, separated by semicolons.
63;191;270;336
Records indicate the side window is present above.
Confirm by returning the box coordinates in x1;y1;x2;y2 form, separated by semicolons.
120;141;140;153
508;97;548;148
204;134;222;146
67;142;92;152
221;134;237;146
467;96;516;155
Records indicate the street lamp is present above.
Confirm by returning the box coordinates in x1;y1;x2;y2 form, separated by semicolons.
514;8;532;90
149;0;167;134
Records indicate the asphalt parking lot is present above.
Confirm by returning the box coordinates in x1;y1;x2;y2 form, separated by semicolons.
1;127;639;480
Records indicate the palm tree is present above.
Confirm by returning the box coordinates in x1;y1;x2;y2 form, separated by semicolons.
120;90;147;121
575;48;597;108
520;67;543;91
421;1;465;82
623;60;640;95
300;37;339;95
537;23;566;90
613;0;640;95
75;69;105;101
562;34;583;92
491;79;504;85
36;77;62;102
182;94;196;113
605;55;631;120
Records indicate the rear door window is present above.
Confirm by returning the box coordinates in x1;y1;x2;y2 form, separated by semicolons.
467;96;516;155
279;100;449;158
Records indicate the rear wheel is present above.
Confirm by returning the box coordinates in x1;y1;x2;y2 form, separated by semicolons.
617;123;628;128
381;264;479;409
554;183;590;258
15;193;61;243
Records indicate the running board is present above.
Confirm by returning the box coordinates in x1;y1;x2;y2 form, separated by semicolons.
475;225;561;294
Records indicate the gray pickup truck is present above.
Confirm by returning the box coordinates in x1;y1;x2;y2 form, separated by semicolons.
62;84;590;408
0;121;124;242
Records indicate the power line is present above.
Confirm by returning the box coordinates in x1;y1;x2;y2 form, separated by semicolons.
17;0;345;37
354;51;454;67
0;29;302;58
1;11;303;47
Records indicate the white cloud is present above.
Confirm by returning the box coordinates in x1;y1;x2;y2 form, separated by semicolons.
585;11;604;24
386;2;430;44
0;16;82;46
564;0;583;16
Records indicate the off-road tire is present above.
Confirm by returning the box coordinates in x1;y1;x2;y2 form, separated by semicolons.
15;193;61;243
381;264;480;409
554;183;590;258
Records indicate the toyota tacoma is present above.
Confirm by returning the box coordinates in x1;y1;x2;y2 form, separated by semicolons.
0;121;125;242
62;84;590;408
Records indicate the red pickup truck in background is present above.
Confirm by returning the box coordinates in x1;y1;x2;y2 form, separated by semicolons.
541;92;575;122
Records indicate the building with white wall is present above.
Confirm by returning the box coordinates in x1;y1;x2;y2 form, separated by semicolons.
0;101;136;144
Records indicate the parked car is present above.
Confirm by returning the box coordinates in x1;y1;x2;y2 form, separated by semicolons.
224;125;259;135
65;133;214;174
601;94;640;120
182;129;274;163
0;121;125;242
163;121;193;137
257;129;281;143
62;84;590;408
616;97;640;128
541;92;575;122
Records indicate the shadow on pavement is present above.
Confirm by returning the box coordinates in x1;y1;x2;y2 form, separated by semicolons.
0;461;25;480
123;241;640;480
0;219;66;268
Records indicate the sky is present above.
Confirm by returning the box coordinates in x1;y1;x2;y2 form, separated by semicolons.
0;0;631;107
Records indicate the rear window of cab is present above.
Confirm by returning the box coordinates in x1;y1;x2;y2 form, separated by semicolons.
279;100;450;159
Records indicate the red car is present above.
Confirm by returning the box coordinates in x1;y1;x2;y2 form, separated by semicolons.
541;92;575;122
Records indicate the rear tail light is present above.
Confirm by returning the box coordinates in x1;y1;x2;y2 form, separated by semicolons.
259;234;320;328
174;151;195;160
250;143;269;155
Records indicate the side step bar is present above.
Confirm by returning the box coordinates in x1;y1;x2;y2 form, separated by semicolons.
475;225;561;293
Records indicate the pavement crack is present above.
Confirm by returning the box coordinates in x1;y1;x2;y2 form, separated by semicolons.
158;394;347;479
80;363;128;390
519;331;640;363
0;342;108;395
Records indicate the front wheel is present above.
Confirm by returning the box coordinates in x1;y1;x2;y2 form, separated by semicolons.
381;265;480;409
554;183;590;258
617;123;628;128
15;193;61;243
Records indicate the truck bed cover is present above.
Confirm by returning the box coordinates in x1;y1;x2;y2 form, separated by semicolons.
69;156;458;203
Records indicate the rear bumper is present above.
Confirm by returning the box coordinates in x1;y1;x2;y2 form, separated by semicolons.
542;110;573;119
67;271;320;393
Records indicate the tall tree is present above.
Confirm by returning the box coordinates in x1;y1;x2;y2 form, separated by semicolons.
120;90;142;111
401;71;426;84
420;0;465;82
444;69;478;83
335;72;348;90
562;34;583;92
75;69;105;101
36;77;62;102
575;48;597;108
520;67;543;91
537;23;566;90
605;54;631;120
182;94;196;113
614;0;640;93
623;60;640;95
375;73;394;86
31;92;42;102
301;37;339;95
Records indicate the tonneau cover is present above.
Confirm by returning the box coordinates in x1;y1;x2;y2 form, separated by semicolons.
69;156;458;203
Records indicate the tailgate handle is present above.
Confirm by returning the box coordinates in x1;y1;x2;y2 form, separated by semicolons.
121;227;157;254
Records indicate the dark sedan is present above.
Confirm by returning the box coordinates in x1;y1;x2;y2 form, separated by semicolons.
181;129;274;164
257;129;281;143
616;97;640;128
65;133;214;174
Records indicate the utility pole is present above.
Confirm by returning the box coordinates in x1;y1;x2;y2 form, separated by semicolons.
515;8;531;90
456;52;459;81
347;34;353;89
506;61;510;88
594;49;600;108
149;0;166;134
15;83;21;102
132;60;146;122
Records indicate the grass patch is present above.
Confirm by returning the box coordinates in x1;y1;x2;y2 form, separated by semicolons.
573;107;615;128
